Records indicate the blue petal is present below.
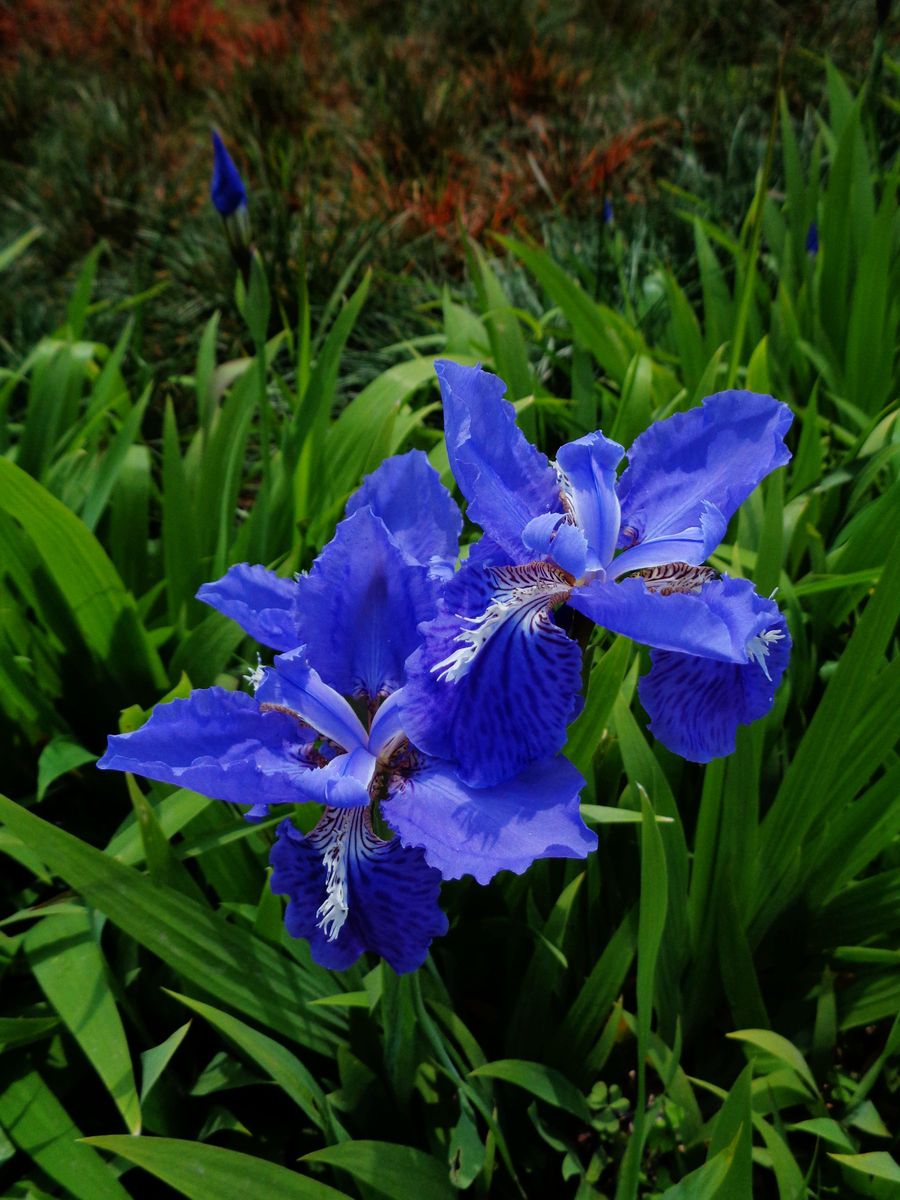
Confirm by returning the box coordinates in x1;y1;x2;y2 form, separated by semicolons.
210;130;247;217
616;391;793;561
257;648;368;751
638;608;790;761
399;558;581;787
345;450;462;570
570;574;783;663
611;501;727;578
384;756;595;885
197;563;298;651
555;431;624;570
97;688;316;808
293;508;436;700
436;360;562;560
522;513;588;580
270;809;448;974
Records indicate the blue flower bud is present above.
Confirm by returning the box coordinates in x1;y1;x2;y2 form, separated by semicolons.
210;129;247;217
805;220;819;257
602;196;614;225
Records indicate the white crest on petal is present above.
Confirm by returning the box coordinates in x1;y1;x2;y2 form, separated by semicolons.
746;627;785;682
244;655;266;692
432;562;572;684
309;808;355;940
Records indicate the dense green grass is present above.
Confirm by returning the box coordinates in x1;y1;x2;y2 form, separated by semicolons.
1;54;898;1200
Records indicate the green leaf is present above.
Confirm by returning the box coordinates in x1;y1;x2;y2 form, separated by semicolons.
726;1029;818;1096
707;1066;752;1197
469;1060;591;1122
658;1132;740;1199
0;459;165;692
301;1141;455;1200
0;1067;130;1200
0;793;343;1054
36;736;96;801
0;1016;59;1050
828;1152;900;1184
165;990;332;1135
140;1022;191;1104
564;636;632;776
85;1136;350;1200
25;911;141;1134
788;1117;854;1151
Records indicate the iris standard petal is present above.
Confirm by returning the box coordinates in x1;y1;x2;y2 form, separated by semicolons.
97;688;313;806
616;390;793;556
257;648;368;751
292;508;436;701
269;810;448;974
399;559;581;786
570;574;783;664
638;609;791;762
383;755;595;885
555;431;624;570
197;563;299;651
345;449;462;568
435;360;562;560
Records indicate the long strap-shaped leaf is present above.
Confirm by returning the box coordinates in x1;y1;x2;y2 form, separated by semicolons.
0;793;345;1055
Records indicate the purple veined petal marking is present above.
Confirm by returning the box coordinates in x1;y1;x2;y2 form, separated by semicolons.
638;608;791;762
399;558;583;787
269;808;448;975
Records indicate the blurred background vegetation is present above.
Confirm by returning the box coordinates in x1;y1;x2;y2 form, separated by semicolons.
0;0;893;381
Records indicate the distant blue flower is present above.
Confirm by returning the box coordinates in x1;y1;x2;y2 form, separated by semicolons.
98;451;595;973
399;363;793;786
602;196;614;225
805;220;819;256
210;129;247;217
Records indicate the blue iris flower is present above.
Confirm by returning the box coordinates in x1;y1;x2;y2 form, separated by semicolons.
399;363;793;787
98;451;595;973
210;129;247;217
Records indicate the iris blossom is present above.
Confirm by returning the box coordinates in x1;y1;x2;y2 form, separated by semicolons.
400;363;793;786
99;452;595;973
210;129;251;262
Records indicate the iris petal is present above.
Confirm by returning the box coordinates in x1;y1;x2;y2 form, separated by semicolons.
97;688;313;808
436;360;562;561
617;390;793;557
555;431;624;569
345;449;462;569
570;575;782;663
611;501;727;577
270;810;448;974
257;648;368;751
384;756;595;885
292;508;436;700
399;559;581;786
639;610;790;761
197;563;298;651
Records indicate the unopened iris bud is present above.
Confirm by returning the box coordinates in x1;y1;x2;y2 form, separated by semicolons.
805;220;819;257
210;129;252;269
602;196;614;225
